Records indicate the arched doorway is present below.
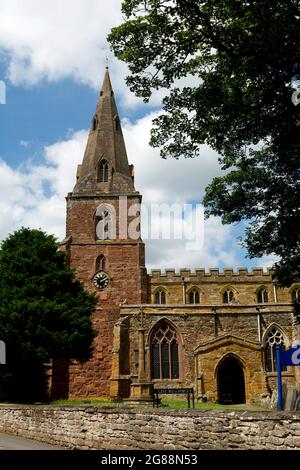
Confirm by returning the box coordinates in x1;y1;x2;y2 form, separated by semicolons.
217;356;246;404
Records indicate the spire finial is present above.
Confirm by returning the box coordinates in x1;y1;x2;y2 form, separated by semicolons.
106;56;109;69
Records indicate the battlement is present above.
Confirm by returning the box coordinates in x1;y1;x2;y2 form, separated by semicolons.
148;267;273;281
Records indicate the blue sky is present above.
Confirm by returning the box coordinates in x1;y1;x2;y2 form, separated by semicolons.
0;64;149;168
0;0;276;271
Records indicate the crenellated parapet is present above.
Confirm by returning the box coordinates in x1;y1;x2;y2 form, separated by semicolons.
146;266;293;305
148;267;273;282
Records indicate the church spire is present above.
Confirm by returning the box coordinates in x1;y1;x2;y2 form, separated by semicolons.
73;68;136;195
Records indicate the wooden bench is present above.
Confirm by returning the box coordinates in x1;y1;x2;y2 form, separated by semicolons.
153;387;195;408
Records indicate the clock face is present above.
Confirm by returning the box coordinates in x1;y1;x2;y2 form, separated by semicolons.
93;271;109;290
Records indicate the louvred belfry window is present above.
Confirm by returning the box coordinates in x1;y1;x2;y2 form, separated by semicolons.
99;160;109;182
151;321;180;380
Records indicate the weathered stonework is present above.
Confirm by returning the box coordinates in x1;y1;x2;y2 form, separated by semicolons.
49;68;299;405
120;300;296;403
1;406;300;450
51;69;147;399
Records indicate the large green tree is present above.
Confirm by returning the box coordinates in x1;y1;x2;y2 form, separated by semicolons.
0;228;97;402
108;0;300;286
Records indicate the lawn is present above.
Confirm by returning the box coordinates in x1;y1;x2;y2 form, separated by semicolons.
51;397;263;411
159;397;262;411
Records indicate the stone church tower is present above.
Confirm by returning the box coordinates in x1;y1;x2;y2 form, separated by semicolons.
55;68;147;398
49;67;298;406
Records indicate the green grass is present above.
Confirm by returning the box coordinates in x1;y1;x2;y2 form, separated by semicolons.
51;397;121;408
159;397;263;411
49;396;263;411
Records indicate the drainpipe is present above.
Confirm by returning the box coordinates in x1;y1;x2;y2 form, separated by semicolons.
273;283;277;303
212;307;217;337
256;307;262;342
195;355;198;400
182;277;186;304
137;328;146;382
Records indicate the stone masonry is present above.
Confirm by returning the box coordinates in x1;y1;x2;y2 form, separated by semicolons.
1;406;300;450
49;67;299;404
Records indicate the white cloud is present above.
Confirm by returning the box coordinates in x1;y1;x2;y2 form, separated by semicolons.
0;112;273;270
0;2;276;270
123;112;223;204
0;129;86;242
0;0;120;86
142;212;240;270
43;129;88;198
122;112;243;268
0;0;204;109
255;254;280;271
0;0;162;108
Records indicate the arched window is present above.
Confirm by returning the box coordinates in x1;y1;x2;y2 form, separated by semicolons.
98;160;109;183
154;289;166;305
151;321;179;380
257;287;268;303
188;288;200;304
292;288;300;303
223;288;236;304
264;326;287;372
96;255;106;272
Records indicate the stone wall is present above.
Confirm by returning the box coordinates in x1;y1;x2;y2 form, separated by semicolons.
121;305;295;400
148;268;294;304
54;192;147;399
1;406;300;450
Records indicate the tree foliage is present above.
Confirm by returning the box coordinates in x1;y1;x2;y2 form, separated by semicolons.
0;228;97;401
108;0;300;286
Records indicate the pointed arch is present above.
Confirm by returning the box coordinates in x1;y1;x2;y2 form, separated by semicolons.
291;284;300;303
149;319;181;380
216;353;246;404
262;323;289;372
187;286;200;304
221;286;237;304
262;323;289;346
153;287;167;305
214;352;246;375
96;254;106;272
256;286;269;303
98;159;109;183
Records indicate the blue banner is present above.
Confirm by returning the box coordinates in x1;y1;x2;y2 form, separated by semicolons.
281;344;300;367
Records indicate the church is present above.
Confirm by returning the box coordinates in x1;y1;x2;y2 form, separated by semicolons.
49;68;299;405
